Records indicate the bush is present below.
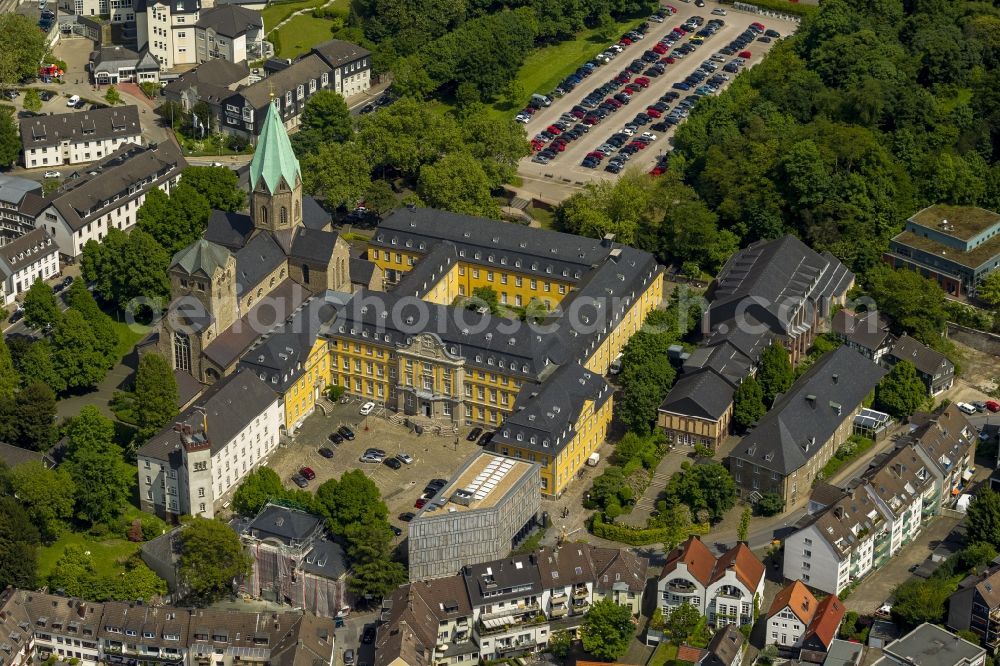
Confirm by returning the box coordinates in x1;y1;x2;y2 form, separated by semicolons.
591;513;675;545
756;492;784;516
326;384;345;401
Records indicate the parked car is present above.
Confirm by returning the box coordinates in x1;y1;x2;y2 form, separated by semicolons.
383;457;402;470
344;650;355;666
359;401;375;415
292;474;309;488
987;401;1000;413
66;94;80;107
397;453;414;464
399;512;416;522
300;467;316;480
974;401;988;412
318;447;335;458
43;170;61;179
414;497;428;509
359;453;381;463
362;627;376;645
365;448;387;457
478;431;494;446
957;402;978;415
338;425;356;440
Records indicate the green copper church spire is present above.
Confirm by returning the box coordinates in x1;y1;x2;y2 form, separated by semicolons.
249;100;301;194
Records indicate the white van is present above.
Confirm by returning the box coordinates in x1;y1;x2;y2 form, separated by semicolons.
586;452;600;467
957;402;978;415
66;94;80;107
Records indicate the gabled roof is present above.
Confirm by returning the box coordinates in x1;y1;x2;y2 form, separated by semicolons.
712;542;764;591
310;40;370;68
803;594;845;650
703;625;744;666
243;503;323;545
659;536;716;586
889;334;953;377
767;580;817;624
833;309;893;353
0;228;57;278
20;106;141;149
730;346;886;475
195;4;262;37
171;238;232;277
249;102;301;194
658;369;735;421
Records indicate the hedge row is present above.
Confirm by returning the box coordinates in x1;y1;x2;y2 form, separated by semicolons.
591;514;672;545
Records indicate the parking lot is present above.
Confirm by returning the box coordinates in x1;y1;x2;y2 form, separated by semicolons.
261;401;488;535
516;0;800;185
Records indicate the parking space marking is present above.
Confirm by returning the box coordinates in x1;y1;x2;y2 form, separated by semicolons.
516;1;801;184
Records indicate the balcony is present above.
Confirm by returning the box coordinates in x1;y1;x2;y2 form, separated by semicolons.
496;640;536;654
666;582;697;595
480;603;540;621
573;598;590;610
550;605;568;618
574;586;589;598
550;591;567;603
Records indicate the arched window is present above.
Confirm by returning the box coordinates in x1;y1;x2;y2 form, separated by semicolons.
257;287;263;297
173;332;191;372
280;206;288;226
280;268;286;279
269;277;275;287
294;200;300;222
302;263;310;284
260;205;268;227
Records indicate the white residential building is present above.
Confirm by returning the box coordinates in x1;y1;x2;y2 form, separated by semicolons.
0;229;60;305
136;0;263;69
765;580;845;656
34;142;185;259
656;536;765;628
20;107;143;169
783;404;976;595
137;370;280;519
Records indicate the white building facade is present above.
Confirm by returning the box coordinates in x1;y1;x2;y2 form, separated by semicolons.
0;229;60;305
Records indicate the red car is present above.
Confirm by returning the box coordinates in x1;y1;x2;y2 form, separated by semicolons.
415;497;428;509
553;141;567;152
300;467;316;480
629;141;647;150
530;141;545;152
546;125;562;135
635;77;650;88
606;98;623;108
583;116;599;125
664;4;676;13
751;22;765;30
645;108;661;118
586;151;605;161
661;56;676;64
988;400;1000;412
620;37;633;45
653;44;668;54
571;109;585;119
739;50;752;59
650;165;666;176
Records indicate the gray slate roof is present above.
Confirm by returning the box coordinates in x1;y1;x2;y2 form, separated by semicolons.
288;227;339;264
658;369;735;421
301;538;347;579
889;334;954;377
832;309;893;353
195;4;262;37
245;503;323;545
462;553;543;606
350;257;376;285
882;623;984;666
138;370;277;460
235;232;285;293
47;142;186;232
302;196;331;230
0;442;54;469
706;235;854;335
311;40;370;68
204;210;254;250
163;58;249;103
0;228;57;278
238;54;331;108
20;106;141;150
730;346;886;475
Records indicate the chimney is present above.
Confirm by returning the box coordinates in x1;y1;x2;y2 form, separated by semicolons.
832;374;839;384
77;603;86;618
601;233;616;247
834;507;844;520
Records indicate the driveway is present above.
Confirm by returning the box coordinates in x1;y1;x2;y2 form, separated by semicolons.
515;1;801;195
843;516;962;614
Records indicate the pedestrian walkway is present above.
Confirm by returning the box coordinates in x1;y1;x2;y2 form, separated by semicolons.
620;448;691;528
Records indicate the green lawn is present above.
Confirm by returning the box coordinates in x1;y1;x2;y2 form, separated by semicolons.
37;531;142;580
488;18;645;117
271;13;338;59
112;319;150;362
649;642;678;666
261;0;348;32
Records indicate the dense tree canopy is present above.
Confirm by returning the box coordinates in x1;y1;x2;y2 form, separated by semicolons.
132;353;179;442
967;490;1000;550
316;470;389;535
0;108;19;168
292;90;353;155
874;360;927;418
581;598;635;660
9;462;76;542
0;14;48;88
82;228;172;309
664;461;737;523
64;407;132;525
757;344;793;406
179;518;253;603
22;279;61;331
137;184;212;254
732;375;766;432
180;166;246;212
233;467;287;517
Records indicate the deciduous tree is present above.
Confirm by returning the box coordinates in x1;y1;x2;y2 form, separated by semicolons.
51;309;108;391
291;90;353;155
232;467;286;517
22;89;40;113
0;14;48;88
11;382;57;450
137;184;212;254
0;108;17;168
180;166;246;212
0;496;39;589
132;353;179;442
301;142;372;210
581;598;634;660
416;151;501;219
178;517;253;602
757;344;793;405
316;470;389;535
64;406;132;525
664;462;737;523
732;376;766;431
105;85;122;105
22;278;61;331
0;335;18;400
9;461;76;542
968;490;1000;550
874;361;926;419
664;603;701;645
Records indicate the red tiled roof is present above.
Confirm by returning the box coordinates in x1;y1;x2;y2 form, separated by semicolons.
803;594;845;649
767;580;817;624
713;542;765;591
660;536;716;586
677;645;707;663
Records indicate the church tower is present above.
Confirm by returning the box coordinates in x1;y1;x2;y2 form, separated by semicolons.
249;101;303;234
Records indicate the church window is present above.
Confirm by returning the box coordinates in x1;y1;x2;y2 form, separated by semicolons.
302;264;310;284
270;277;275;287
173;332;191;373
260;205;268;227
280;206;288;226
294;200;299;222
257;288;263;297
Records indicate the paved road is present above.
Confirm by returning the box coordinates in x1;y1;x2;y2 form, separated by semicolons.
515;0;800;199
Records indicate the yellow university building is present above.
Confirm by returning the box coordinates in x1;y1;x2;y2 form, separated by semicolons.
153;101;664;499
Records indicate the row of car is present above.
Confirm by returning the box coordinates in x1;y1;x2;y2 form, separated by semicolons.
466;426;494;445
